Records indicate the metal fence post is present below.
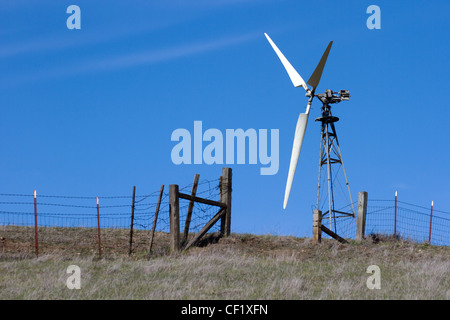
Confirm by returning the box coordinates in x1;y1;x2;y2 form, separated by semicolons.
34;190;38;257
129;186;136;256
96;197;102;258
394;190;398;237
428;200;434;244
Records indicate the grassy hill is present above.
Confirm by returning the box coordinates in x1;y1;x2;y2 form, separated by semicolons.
0;226;449;299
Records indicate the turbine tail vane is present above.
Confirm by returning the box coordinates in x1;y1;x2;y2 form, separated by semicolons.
307;41;333;92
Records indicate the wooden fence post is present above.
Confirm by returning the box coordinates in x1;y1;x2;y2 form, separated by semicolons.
148;184;164;258
219;176;225;235
357;191;368;241
169;184;180;253
222;168;232;236
182;174;200;246
312;209;322;244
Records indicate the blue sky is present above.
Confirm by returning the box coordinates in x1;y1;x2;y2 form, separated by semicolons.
0;0;449;237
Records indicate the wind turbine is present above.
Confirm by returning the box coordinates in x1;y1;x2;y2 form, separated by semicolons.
264;33;355;231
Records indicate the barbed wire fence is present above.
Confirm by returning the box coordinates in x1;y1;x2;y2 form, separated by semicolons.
1;181;449;257
0;175;223;258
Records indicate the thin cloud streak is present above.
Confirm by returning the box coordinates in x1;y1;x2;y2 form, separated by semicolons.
0;21;185;59
0;1;258;59
81;31;260;71
3;31;262;85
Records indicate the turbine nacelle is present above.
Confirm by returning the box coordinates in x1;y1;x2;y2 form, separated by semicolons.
316;89;351;104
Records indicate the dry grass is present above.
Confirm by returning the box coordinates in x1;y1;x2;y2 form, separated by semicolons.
0;227;449;299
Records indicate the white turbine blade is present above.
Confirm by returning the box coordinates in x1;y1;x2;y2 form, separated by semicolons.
283;110;309;209
264;33;308;91
307;41;333;91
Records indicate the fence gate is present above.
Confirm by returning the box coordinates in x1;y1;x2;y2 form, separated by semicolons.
169;168;232;252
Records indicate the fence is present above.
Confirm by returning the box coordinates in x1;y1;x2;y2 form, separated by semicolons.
1;182;449;257
0;168;231;258
322;193;450;246
169;167;231;252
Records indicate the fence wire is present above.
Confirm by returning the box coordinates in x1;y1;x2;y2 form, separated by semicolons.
1;190;449;257
0;178;222;257
321;199;450;246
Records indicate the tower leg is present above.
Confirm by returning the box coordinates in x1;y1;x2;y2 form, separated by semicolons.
325;122;334;231
334;140;356;219
315;116;354;235
316;126;324;210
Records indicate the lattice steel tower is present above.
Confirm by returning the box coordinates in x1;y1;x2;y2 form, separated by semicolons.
315;89;355;233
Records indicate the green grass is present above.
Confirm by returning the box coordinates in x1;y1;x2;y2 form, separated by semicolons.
0;227;449;299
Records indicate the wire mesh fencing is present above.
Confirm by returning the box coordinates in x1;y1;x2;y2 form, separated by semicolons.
0;177;222;258
367;200;450;246
2;187;449;257
321;199;450;246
